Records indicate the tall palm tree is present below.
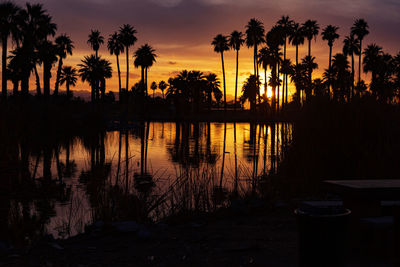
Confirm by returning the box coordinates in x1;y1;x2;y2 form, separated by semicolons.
322;25;339;96
150;81;157;98
107;32;124;98
302;55;318;101
343;34;360;98
17;3;57;96
59;66;77;97
289;23;305;66
363;43;383;96
78;55;100;102
245;18;265;76
0;1;20;99
229;30;244;110
119;24;137;92
134;44;157;96
87;30;104;57
302;20;319;57
54;34;74;95
351;19;369;84
258;47;272;101
37;40;57;97
211;34;229;110
277;16;294;106
158;80;167;99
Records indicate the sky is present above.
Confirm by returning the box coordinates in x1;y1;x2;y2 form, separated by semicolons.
8;0;400;99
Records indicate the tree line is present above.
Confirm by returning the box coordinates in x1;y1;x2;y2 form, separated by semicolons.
212;16;400;113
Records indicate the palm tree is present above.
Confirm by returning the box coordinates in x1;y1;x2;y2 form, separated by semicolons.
343;34;360;98
289;23;305;66
158;80;167;99
134;44;157;97
0;1;20;99
302;55;318;100
37;40;57;97
150;81;157;98
205;73;221;110
246;18;265;76
322;25;339;96
54;34;74;95
17;3;57;96
229;30;244;110
59;66;77;97
107;32;124;98
87;30;104;57
363;43;383;97
119;24;137;92
258;47;272;102
212;34;229;110
331;53;351;101
241;74;260;112
79;55;112;102
302;20;319;57
351;19;369;84
277;16;294;106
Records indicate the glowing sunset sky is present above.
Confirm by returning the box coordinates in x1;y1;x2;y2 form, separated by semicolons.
10;0;400;99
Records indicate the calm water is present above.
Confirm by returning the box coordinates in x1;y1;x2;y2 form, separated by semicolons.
0;122;292;245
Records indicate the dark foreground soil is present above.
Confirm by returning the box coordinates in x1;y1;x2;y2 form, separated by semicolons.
1;207;298;267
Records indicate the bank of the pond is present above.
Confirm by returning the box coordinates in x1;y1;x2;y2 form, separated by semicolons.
1;205;298;267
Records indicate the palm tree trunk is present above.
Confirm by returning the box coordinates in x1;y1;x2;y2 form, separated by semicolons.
296;44;299;66
125;46;129;91
116;54;122;99
54;58;63;95
2;36;7;100
277;62;280;114
308;39;311;57
34;65;41;96
283;38;286;108
234;49;239;110
125;130;129;194
351;53;355;98
358;39;362;84
328;45;332;97
12;80;18;95
221;52;227;111
141;66;144;94
66;82;70;97
145;67;148;97
43;63;51;97
116;130;122;185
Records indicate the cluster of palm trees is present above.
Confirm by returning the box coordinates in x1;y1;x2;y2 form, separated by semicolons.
166;70;222;112
0;1;159;103
213;16;400;112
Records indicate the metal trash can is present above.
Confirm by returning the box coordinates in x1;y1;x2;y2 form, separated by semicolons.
295;206;351;267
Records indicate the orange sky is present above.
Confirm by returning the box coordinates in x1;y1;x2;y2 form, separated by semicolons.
5;0;400;100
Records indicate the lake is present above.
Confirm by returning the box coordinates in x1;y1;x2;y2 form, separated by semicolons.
0;122;292;246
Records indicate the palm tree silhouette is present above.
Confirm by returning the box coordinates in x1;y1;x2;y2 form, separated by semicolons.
229;30;245;110
277;16;294;107
0;1;20;100
150;81;157;98
134;44;157;97
246;18;265;76
241;74;260;112
59;66;77;98
343;34;360;98
302;55;318;100
331;53;351;101
351;19;369;84
87;30;104;57
363;43;383;97
322;25;339;96
119;24;137;93
108;32;124;99
158;80;167;99
258;47;272;102
54;34;74;95
37;40;57;97
289;23;305;66
212;34;229;110
205;73;221;110
78;55;112;102
302;20;319;57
